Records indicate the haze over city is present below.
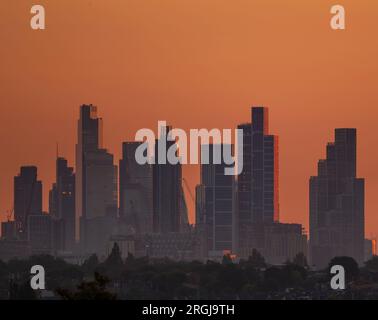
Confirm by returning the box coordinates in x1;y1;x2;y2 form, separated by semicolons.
1;0;377;237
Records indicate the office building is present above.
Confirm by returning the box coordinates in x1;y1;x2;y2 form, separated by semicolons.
75;104;118;255
196;144;237;256
119;142;153;234
14;166;43;240
49;157;76;252
309;129;364;268
263;223;308;265
237;107;279;256
28;213;52;255
152;125;185;233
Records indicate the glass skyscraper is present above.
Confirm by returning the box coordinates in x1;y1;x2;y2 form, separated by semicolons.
75;105;117;255
237;107;279;256
196;144;237;255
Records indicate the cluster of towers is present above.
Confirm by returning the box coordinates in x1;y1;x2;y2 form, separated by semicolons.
1;105;366;269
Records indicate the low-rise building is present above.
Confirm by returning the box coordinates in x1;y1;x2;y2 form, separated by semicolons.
264;223;308;265
0;240;30;262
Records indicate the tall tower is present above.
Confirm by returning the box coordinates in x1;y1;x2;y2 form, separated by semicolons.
14;166;43;240
49;157;76;251
196;144;237;256
309;129;364;269
75;105;117;254
75;104;102;233
119;142;153;234
152;125;183;233
237;107;279;256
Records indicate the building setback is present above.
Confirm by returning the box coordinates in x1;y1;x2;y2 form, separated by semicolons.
75;104;102;237
237;107;279;257
75;105;118;256
309;128;364;269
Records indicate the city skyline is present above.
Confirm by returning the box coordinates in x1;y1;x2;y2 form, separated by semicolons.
1;1;378;238
1;104;368;269
0;103;375;238
0;102;370;232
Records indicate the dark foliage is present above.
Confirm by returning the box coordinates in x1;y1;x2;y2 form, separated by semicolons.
1;252;378;300
56;272;116;300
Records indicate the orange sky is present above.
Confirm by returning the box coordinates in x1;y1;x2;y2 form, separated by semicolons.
0;0;377;237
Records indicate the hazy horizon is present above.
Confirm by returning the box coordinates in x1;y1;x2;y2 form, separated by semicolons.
1;0;377;237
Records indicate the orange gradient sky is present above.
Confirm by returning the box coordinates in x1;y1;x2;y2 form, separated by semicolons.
0;0;377;237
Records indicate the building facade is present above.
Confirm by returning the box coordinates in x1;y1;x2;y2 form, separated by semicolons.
49;157;76;252
152;125;185;233
309;129;364;269
27;213;52;255
263;223;308;265
75;104;102;227
196;144;237;256
14;166;43;240
119;142;153;234
237;107;279;257
75;104;118;255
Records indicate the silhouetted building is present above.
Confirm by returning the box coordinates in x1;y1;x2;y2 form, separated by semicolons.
75;105;118;255
263;223;307;265
14;166;42;240
237;107;279;257
28;213;52;255
119;142;153;234
108;235;135;260
49;157;76;252
153;125;185;233
238;222;307;265
76;104;102;219
309;129;364;269
84;150;118;219
196;144;237;256
1;221;16;240
0;240;30;262
139;229;201;261
84;215;117;258
238;223;266;258
76;104;102;236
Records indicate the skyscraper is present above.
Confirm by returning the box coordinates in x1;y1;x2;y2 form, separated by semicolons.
84;150;118;219
309;128;364;269
196;144;237;256
153;125;184;233
75;104;102;231
14;166;42;240
119;141;153;234
49;157;75;252
237;107;279;256
75;105;118;255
